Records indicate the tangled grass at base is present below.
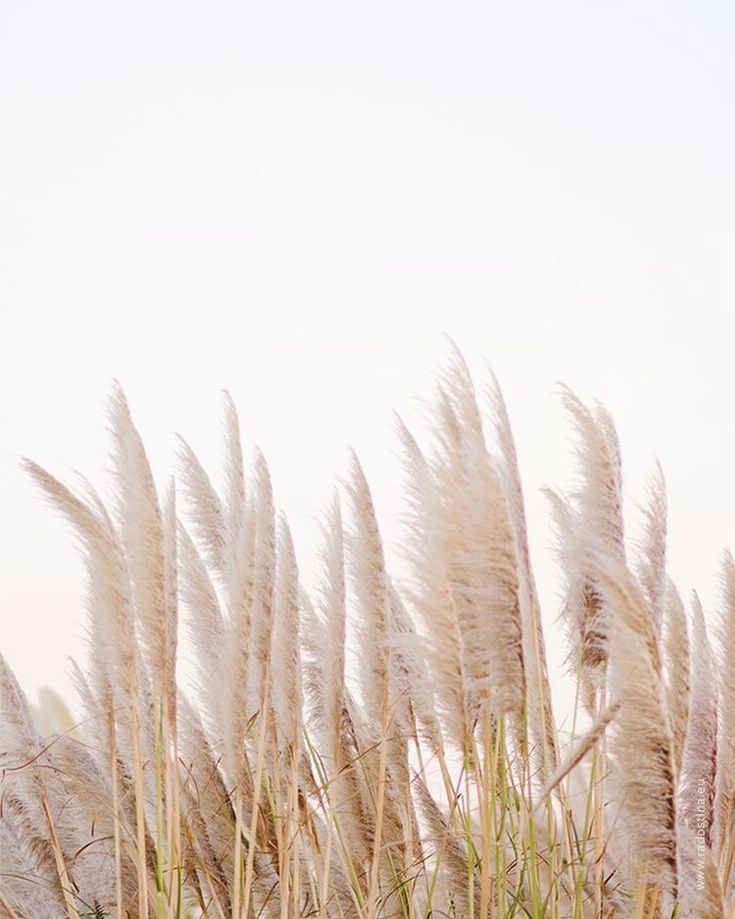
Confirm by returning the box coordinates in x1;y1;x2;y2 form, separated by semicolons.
2;348;734;919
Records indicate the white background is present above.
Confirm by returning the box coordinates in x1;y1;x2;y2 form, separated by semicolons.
1;1;733;720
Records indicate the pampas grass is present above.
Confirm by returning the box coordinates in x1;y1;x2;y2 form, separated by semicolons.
2;348;734;919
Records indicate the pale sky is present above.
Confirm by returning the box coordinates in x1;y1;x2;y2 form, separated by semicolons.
1;1;734;719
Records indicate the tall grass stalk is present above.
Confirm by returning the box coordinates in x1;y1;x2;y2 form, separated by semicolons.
1;349;732;918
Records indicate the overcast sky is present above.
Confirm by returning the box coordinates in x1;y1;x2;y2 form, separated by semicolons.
1;1;734;717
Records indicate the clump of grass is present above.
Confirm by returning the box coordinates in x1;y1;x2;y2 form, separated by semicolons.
1;347;733;918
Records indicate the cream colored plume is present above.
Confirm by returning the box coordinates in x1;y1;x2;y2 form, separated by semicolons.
548;388;626;713
679;594;718;851
21;459;143;775
596;559;678;897
715;551;735;858
271;516;302;756
638;463;668;637
416;350;526;735
663;578;691;781
109;383;177;713
345;451;391;728
486;366;558;773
